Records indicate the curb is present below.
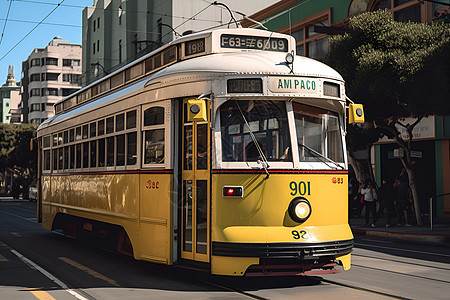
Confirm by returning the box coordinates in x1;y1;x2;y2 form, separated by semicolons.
352;229;450;246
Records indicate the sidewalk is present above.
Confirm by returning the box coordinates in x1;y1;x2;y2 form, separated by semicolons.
349;214;450;246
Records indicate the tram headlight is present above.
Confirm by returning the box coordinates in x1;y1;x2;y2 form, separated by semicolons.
288;197;311;223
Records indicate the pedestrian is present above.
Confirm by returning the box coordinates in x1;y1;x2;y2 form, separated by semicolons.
394;176;412;226
361;179;377;227
374;178;395;227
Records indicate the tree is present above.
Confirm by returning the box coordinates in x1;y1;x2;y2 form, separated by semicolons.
325;10;450;225
0;123;38;196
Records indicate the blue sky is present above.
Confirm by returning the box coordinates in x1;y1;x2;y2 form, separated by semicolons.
0;0;93;84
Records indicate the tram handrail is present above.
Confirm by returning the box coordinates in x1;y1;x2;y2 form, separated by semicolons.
429;193;450;231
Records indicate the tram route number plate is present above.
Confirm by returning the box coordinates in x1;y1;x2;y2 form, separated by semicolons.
220;34;288;52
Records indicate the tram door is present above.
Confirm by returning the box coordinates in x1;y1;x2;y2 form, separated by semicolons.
181;99;210;262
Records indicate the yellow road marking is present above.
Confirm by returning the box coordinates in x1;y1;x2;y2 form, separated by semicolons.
0;253;8;261
58;257;120;287
27;289;55;300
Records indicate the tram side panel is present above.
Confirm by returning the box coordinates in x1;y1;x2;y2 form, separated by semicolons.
41;173;140;255
138;173;174;265
211;173;352;276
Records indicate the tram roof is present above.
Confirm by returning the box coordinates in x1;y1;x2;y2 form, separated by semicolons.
154;51;343;81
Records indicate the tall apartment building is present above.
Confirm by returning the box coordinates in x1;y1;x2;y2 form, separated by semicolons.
21;37;82;124
0;65;20;123
82;0;279;86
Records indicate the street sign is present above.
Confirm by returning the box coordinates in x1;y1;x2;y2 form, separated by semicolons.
411;150;423;158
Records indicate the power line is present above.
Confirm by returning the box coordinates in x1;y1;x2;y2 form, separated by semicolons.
0;18;162;35
14;0;221;22
0;0;14;46
0;0;66;62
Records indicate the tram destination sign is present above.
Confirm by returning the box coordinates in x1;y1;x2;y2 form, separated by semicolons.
269;77;319;96
227;78;263;93
220;34;288;52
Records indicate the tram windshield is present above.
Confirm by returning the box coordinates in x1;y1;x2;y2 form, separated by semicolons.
293;102;344;164
219;100;345;166
220;100;291;162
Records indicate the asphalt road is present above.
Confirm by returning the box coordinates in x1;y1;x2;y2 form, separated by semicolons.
1;198;449;299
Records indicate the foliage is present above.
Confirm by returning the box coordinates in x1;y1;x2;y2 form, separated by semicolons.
324;10;450;225
0;123;38;186
326;10;450;121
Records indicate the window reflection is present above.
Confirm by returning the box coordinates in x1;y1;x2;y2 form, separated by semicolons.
144;129;164;164
293;103;343;163
220;100;291;162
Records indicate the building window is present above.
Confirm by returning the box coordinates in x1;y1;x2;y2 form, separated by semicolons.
31;58;40;67
73;59;80;66
63;59;71;66
41;88;58;96
93;43;96;54
42;73;59;81
97;17;100;29
62;88;78;96
30;89;40;97
63;74;81;84
30;103;41;112
44;58;58;66
288;11;330;60
370;0;430;23
30;73;40;82
97;40;100;53
93;19;96;32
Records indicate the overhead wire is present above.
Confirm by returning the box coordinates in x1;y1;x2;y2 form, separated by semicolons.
0;0;14;46
13;0;221;22
0;0;66;62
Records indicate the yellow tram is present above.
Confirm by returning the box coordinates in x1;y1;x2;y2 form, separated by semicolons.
36;28;364;276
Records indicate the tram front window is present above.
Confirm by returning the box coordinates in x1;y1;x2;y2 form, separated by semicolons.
293;102;344;163
220;100;291;162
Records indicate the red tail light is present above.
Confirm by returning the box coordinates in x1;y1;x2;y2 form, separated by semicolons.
222;186;244;198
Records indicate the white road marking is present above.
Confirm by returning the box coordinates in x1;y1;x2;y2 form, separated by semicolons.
10;249;89;300
0;209;37;223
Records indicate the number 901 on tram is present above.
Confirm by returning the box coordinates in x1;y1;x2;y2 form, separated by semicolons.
36;28;364;277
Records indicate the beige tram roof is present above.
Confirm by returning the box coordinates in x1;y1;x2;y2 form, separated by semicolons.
38;50;343;133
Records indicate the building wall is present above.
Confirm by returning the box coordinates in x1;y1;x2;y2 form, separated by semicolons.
1;85;20;124
82;0;280;86
21;37;82;124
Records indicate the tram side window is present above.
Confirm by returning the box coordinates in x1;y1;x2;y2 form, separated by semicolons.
127;132;137;165
126;110;136;129
82;125;89;139
76;144;82;168
58;148;63;170
43;150;51;171
107;137;115;166
64;146;69;169
70;145;75;169
52;149;58;171
143;106;165;165
144;129;164;164
76;127;82;141
116;134;125;166
106;117;114;134
90;140;97;168
98;119;105;136
83;142;89;168
116;114;124;132
98;138;106;167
